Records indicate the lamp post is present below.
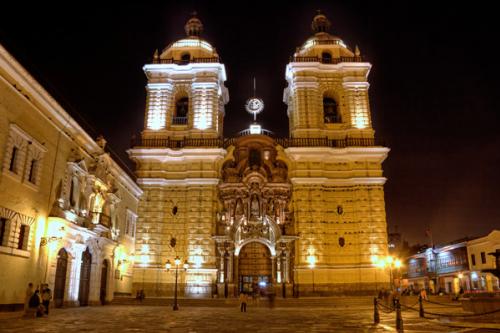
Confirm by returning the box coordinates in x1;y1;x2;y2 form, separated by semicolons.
165;256;189;311
372;255;402;290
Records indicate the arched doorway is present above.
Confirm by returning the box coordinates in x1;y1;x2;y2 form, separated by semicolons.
78;248;92;306
54;248;68;308
238;242;272;294
100;259;108;305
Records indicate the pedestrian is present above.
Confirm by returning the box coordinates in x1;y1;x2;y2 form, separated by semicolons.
24;282;34;315
239;292;248;312
41;284;52;315
419;288;428;301
28;290;43;318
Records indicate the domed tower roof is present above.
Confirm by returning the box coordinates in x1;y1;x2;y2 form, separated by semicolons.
158;13;218;62
311;12;331;33
184;14;203;37
294;11;357;60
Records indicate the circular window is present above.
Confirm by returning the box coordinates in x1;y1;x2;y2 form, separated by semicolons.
339;237;345;247
172;206;178;215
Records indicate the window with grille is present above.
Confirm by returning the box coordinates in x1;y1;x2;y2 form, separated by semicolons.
0;218;7;246
9;147;19;173
3;124;46;187
17;225;29;250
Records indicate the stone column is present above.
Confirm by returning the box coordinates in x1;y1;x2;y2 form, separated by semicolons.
227;250;234;283
233;255;239;293
271;256;277;283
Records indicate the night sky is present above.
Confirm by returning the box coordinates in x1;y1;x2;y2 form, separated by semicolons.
1;2;499;245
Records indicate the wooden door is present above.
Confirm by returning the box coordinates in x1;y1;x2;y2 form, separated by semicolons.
78;248;92;306
54;248;68;308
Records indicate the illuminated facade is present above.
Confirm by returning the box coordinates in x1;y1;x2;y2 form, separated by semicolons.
129;13;390;297
0;44;142;310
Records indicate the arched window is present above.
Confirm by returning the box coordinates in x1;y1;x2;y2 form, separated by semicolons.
323;97;341;123
173;97;189;125
180;53;190;63
322;51;332;64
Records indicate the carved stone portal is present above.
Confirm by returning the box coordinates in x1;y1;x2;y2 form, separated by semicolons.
216;135;296;294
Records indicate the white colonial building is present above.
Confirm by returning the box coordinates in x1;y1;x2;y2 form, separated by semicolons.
0;43;142;310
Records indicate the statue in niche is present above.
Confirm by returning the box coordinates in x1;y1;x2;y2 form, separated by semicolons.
235;199;244;216
250;194;260;218
267;200;274;216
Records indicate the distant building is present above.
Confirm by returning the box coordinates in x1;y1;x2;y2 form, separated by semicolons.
466;230;500;292
0;44;142;310
405;239;470;294
405;233;500;295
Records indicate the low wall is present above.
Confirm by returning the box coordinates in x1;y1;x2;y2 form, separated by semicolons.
461;297;500;314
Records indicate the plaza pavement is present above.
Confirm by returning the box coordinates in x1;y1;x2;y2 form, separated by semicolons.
0;297;499;333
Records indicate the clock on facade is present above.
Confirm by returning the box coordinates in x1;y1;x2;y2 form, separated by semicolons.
245;97;264;115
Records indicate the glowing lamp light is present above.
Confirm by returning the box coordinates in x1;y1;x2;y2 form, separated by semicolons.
307;255;316;268
140;255;149;265
394;259;402;268
193;255;203;269
249;124;262;134
141;244;149;253
174;256;181;266
458;273;464;279
377;259;386;268
370;255;379;264
183;260;189;270
165;260;172;270
386;256;394;264
258;281;267;287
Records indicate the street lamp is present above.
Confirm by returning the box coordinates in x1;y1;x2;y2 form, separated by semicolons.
372;255;402;290
165;256;189;310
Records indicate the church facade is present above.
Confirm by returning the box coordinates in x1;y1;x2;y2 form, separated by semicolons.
128;13;390;297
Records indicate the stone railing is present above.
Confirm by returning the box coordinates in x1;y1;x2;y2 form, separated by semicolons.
152;57;220;65
171;117;188;125
133;136;381;149
291;55;363;64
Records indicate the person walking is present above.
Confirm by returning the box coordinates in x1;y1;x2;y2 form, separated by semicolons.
28;290;43;318
239;292;248;312
24;283;34;315
419;288;428;301
41;284;52;315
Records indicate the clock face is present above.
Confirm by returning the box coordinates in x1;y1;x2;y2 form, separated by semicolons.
245;98;264;114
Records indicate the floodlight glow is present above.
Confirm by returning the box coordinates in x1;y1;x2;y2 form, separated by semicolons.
307;255;316;268
249;124;262;134
171;39;213;52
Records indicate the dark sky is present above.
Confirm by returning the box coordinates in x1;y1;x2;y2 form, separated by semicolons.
1;2;499;245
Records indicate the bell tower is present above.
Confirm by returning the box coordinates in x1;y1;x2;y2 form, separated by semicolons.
142;14;229;139
129;14;229;298
282;12;390;295
284;12;373;140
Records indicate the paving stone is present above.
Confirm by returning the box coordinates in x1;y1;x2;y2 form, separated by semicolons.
0;305;498;332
